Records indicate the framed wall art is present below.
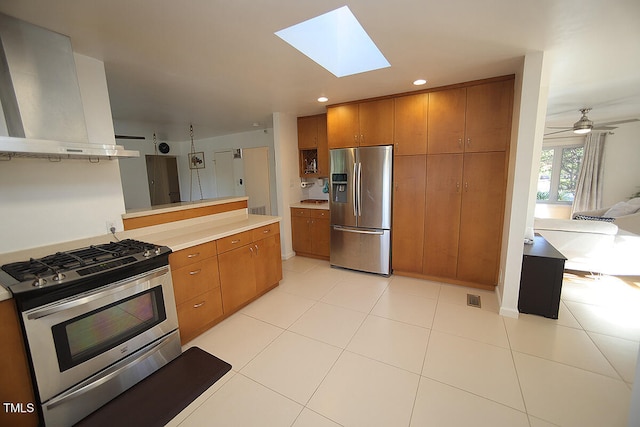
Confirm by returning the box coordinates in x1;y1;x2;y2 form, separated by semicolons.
188;152;205;169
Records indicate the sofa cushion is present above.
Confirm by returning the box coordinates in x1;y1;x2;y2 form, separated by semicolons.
573;214;615;222
604;201;640;217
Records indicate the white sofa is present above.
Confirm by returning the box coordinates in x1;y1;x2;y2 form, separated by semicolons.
572;197;640;235
534;214;640;276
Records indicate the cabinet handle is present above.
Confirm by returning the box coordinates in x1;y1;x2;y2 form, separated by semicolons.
263;229;270;234
189;269;201;275
254;244;259;254
249;247;254;255
467;137;471;146
193;301;205;309
465;182;469;191
456;182;460;193
458;138;462;148
354;135;358;142
187;252;200;258
231;239;241;244
361;134;364;143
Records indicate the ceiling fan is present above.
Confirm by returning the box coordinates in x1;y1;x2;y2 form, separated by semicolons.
544;108;639;137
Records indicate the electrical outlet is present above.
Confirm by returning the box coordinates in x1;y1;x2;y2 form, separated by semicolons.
106;220;117;234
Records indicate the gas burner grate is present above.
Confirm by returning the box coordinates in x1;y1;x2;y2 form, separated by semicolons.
1;239;159;282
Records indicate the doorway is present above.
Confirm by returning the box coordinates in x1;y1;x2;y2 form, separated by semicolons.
213;150;236;197
242;147;271;215
145;155;181;206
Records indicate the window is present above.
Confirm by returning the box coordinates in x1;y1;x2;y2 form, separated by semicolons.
537;145;584;203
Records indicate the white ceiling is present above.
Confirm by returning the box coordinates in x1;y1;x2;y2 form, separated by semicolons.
1;0;639;141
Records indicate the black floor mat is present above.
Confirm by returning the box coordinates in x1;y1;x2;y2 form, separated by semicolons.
75;347;232;427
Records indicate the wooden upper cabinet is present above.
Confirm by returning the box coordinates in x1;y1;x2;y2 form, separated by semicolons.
297;115;320;148
298;114;328;177
427;87;466;154
465;79;514;153
316;116;329;176
327;99;393;148
327;104;359;148
358;98;394;146
428;79;514;154
394;93;428;155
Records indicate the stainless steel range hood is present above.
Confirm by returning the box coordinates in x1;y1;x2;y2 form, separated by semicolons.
0;13;138;160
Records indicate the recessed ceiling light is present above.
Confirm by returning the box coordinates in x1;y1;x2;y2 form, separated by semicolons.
318;96;329;103
413;79;427;86
275;6;390;78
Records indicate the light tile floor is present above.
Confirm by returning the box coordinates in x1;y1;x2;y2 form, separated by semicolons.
167;258;640;427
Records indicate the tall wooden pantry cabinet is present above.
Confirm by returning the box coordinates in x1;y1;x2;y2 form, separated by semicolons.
390;77;513;289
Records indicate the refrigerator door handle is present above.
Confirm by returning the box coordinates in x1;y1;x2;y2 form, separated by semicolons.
352;162;358;217
333;226;384;235
357;162;362;217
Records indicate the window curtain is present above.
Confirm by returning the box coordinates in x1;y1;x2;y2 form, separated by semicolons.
572;132;606;214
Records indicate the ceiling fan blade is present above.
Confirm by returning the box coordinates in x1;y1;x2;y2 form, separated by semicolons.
544;135;585;140
115;134;146;140
597;118;640;127
546;126;573;129
592;126;617;131
544;129;574;136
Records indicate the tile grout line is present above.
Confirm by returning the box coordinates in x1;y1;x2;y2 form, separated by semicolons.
502;314;533;427
407;281;442;427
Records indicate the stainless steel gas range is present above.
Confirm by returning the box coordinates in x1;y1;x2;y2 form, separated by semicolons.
0;239;182;426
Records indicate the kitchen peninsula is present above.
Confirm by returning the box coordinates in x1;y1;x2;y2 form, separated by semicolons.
123;196;283;343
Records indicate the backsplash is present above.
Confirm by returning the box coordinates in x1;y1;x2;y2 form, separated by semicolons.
301;178;329;200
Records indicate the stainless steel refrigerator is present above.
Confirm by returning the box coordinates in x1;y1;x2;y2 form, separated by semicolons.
329;145;393;275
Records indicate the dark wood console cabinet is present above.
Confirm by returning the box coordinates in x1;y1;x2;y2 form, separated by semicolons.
518;234;567;319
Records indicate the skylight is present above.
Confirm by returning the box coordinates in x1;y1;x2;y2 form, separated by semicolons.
275;6;390;78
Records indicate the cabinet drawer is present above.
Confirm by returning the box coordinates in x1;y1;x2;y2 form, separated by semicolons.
216;230;253;253
310;209;330;219
291;208;310;218
172;258;220;306
252;223;280;241
176;288;223;343
169;241;216;269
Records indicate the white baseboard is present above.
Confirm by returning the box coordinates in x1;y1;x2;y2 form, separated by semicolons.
499;306;520;318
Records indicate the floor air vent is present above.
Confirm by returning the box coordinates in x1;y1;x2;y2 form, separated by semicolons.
467;294;481;308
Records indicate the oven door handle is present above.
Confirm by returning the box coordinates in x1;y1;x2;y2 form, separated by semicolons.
44;332;177;411
26;267;169;320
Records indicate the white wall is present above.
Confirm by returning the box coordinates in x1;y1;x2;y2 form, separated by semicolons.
273;112;303;259
601;121;640;205
175;129;277;214
0;54;127;253
498;51;549;318
114;123;278;213
114;121;172;210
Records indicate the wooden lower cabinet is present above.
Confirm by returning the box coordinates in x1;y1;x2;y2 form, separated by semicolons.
170;222;282;343
422;152;506;287
176;289;223;343
423;154;463;278
254;234;283;293
392;155;426;273
456;151;507;284
291;207;330;260
170;242;224;344
218;244;257;313
0;299;38;427
217;226;283;313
